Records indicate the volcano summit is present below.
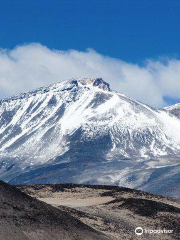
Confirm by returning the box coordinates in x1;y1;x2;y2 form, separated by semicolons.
0;78;180;197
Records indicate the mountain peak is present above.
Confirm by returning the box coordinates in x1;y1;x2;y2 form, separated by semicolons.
1;76;180;198
77;78;110;91
0;78;110;104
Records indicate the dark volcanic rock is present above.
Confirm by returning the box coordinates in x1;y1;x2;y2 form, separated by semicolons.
115;197;180;216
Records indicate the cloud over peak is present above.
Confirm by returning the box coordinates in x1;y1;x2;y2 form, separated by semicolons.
0;43;180;107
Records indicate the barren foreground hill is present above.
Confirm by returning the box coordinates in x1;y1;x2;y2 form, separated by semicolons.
19;183;180;240
0;180;110;240
1;180;180;240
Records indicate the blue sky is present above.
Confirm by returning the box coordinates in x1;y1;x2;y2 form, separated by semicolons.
0;0;180;107
1;0;180;62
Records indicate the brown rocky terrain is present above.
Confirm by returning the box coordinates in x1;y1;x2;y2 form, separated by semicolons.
0;180;110;240
18;183;180;240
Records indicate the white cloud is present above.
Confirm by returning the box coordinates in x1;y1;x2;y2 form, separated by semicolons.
0;43;180;107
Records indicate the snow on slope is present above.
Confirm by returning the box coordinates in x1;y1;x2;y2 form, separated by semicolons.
0;78;180;197
164;103;180;119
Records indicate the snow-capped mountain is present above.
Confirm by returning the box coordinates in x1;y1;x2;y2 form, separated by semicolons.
0;78;180;197
164;103;180;119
